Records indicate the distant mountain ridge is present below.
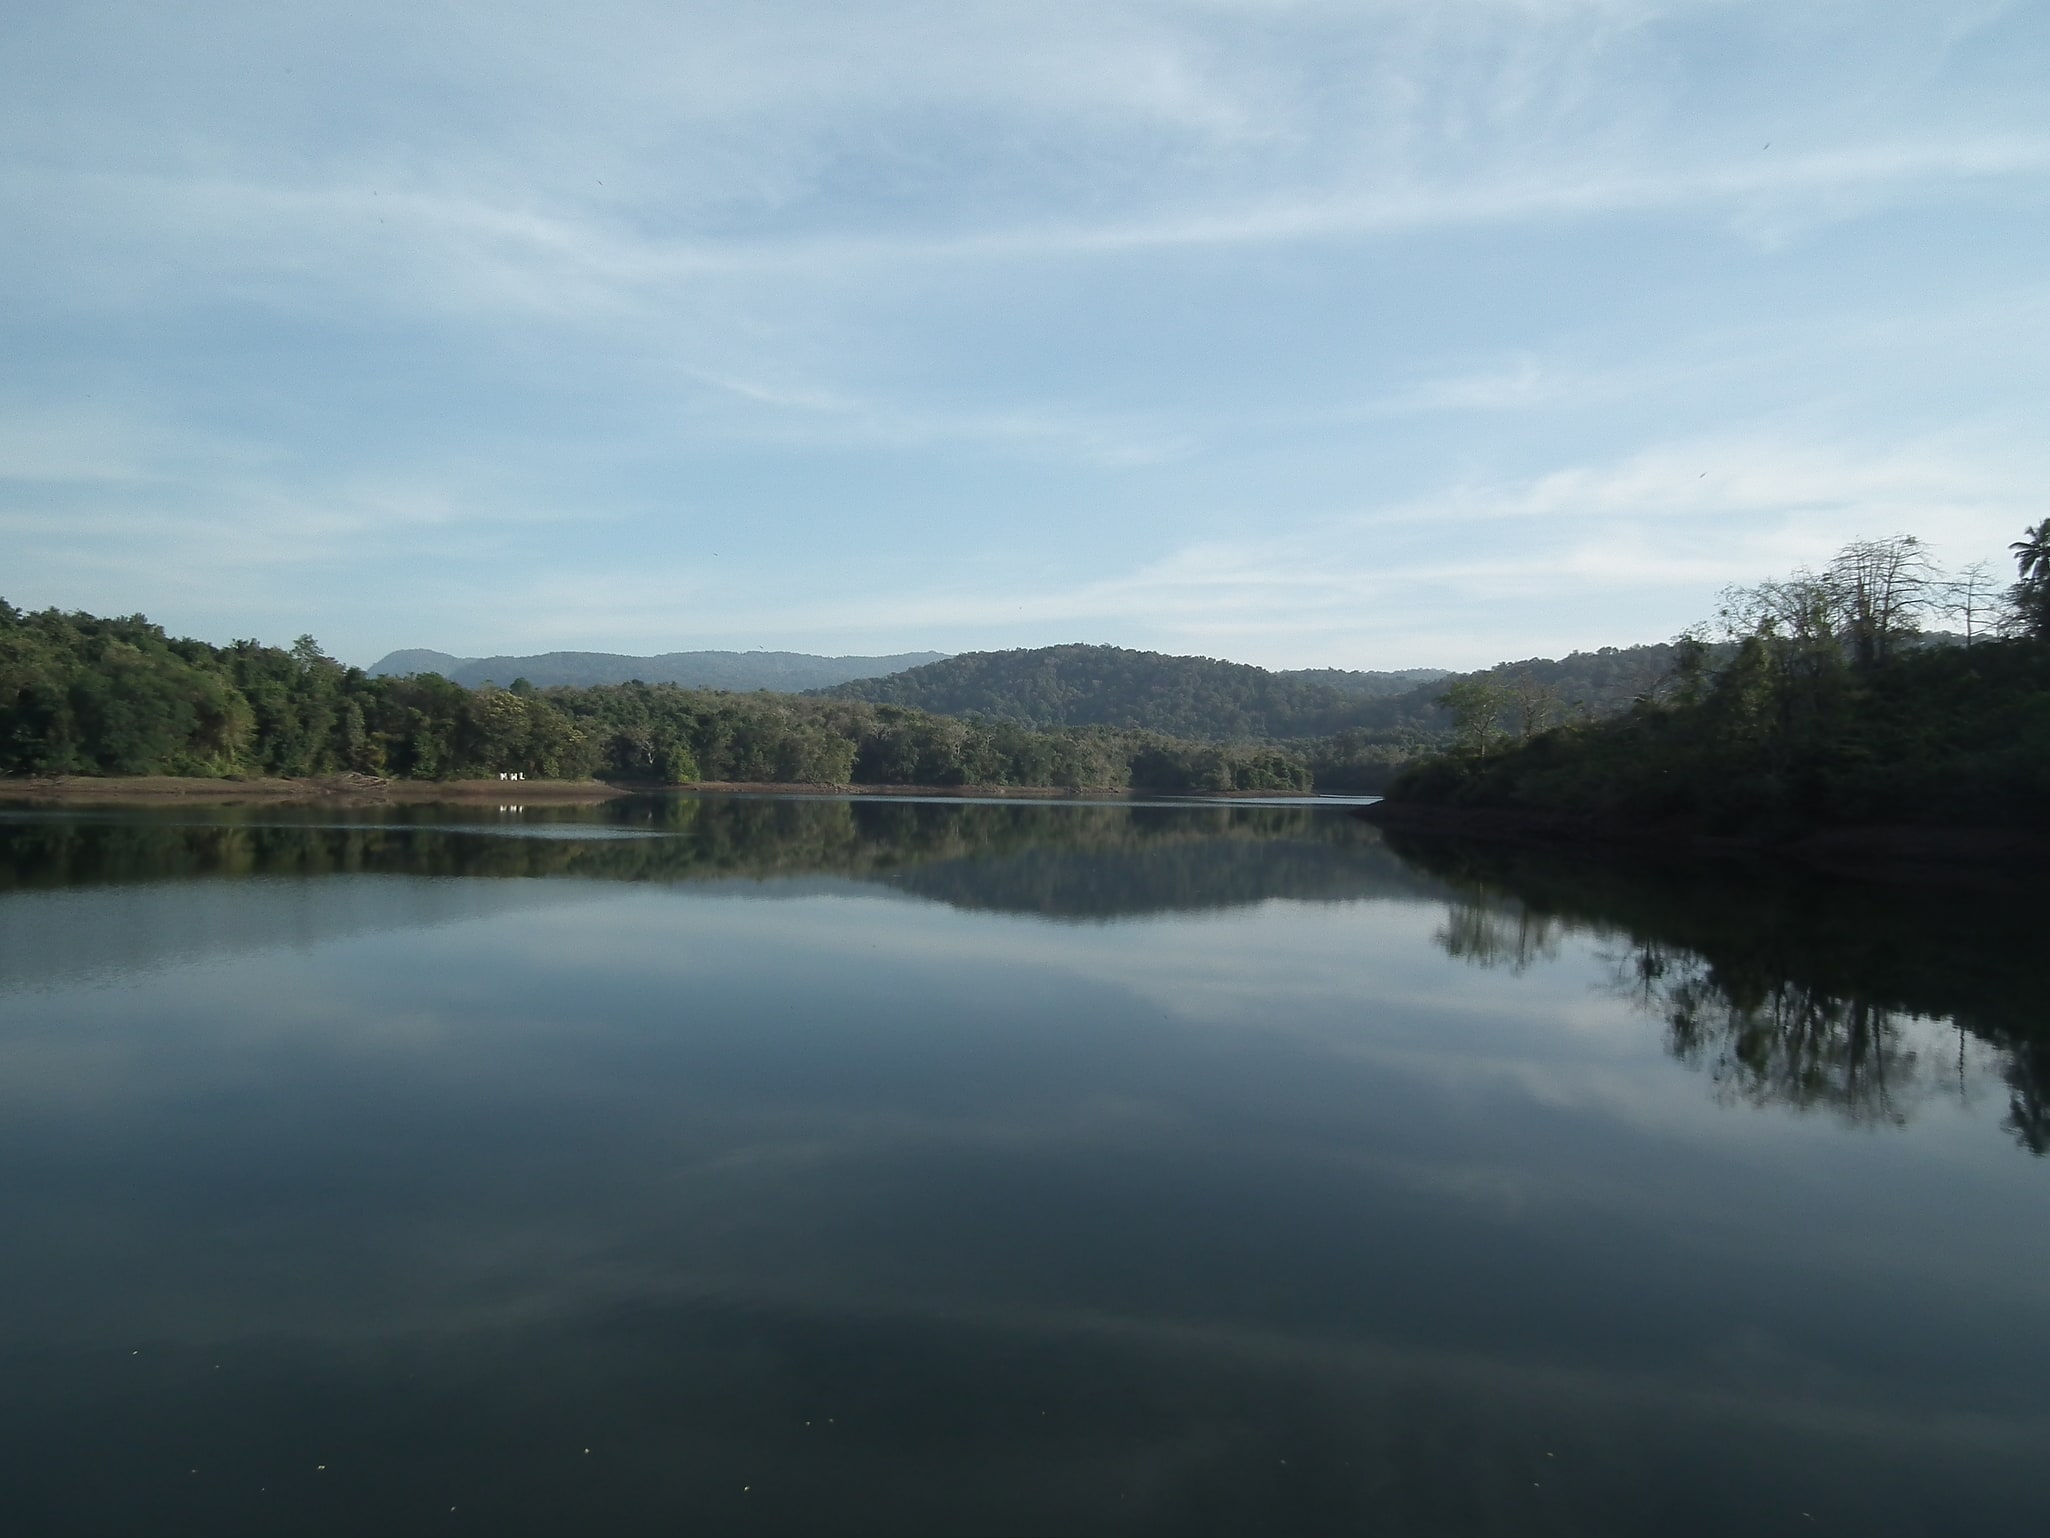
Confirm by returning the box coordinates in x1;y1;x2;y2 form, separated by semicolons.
366;647;949;692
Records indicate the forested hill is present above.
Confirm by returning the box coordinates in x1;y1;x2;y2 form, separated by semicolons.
367;647;947;691
1279;666;1453;696
0;602;1310;792
820;642;1681;740
818;645;1432;738
2;596;1700;792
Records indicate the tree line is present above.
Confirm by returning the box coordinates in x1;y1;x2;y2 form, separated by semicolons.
1390;526;2050;833
0;601;1311;792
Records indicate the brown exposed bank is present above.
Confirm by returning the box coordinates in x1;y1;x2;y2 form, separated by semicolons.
0;774;626;805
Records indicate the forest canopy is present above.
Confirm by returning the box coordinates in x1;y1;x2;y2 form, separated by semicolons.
0;603;1310;792
13;524;2038;805
1385;530;2050;834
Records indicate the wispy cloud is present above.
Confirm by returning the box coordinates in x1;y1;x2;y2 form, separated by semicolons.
645;427;2041;666
3;1;2045;663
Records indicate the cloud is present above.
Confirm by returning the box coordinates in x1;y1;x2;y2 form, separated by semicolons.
2;1;2045;665
7;1;2045;332
694;426;2041;665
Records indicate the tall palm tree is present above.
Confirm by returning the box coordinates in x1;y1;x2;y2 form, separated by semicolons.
2011;519;2050;583
2011;519;2050;638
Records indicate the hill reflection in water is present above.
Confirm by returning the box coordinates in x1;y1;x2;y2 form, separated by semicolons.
0;795;1447;916
5;794;2042;1157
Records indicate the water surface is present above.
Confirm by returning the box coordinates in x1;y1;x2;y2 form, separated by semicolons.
1;796;2044;1536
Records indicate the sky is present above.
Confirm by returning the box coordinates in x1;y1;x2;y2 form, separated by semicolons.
3;0;2046;671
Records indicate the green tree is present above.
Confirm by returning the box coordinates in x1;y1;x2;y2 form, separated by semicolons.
1437;677;1509;759
2011;518;2050;638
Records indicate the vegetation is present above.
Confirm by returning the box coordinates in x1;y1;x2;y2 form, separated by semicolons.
1385;532;2050;835
822;638;1697;768
0;602;1310;792
820;642;1417;737
0;597;1806;797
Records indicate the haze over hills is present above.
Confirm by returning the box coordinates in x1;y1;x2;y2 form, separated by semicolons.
367;647;949;692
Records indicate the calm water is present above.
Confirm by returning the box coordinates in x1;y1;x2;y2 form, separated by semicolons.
0;795;2044;1536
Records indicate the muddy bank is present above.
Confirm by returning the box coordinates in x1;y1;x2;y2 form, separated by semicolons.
1353;799;2049;885
0;775;626;806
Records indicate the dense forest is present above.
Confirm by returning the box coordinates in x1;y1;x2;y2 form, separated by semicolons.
821;639;1686;746
1382;530;2050;835
820;642;1419;737
20;528;2024;805
0;601;1310;793
1;601;1707;795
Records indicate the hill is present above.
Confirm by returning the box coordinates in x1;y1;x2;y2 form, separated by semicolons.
819;642;1682;743
1382;634;2050;842
818;644;1444;738
366;647;948;691
0;601;1306;792
1276;666;1452;696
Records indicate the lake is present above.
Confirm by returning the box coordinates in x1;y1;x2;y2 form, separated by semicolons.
0;794;2044;1536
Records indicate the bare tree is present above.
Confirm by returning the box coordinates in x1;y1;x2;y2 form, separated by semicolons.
1825;534;1938;665
1943;559;2008;646
1717;571;1837;646
1717;535;1939;666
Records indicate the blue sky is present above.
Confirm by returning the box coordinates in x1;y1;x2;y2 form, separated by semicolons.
4;1;2046;670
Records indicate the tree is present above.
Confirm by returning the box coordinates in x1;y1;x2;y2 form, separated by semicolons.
1825;535;1937;665
1437;677;1509;759
1943;560;2008;646
2011;519;2050;638
1503;669;1562;739
1717;571;1839;651
1659;631;1714;708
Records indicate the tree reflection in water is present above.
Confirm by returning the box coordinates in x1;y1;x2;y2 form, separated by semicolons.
1432;899;1559;974
1616;940;1935;1126
5;798;2044;1154
1395;833;2050;1155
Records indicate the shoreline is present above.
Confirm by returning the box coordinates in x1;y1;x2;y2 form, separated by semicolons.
1353;799;2050;884
0;775;1321;806
671;781;1317;800
0;775;626;805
